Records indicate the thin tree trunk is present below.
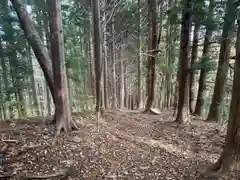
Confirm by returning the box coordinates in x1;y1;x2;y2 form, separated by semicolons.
164;0;172;109
144;0;157;112
0;38;8;119
102;1;108;109
110;11;117;109
92;0;102;117
170;8;178;109
27;45;40;115
189;23;199;113
124;64;128;108
120;38;125;109
137;0;143;109
194;0;214;116
43;9;52;115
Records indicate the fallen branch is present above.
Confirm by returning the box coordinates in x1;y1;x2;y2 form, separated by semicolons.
2;139;19;143
0;173;14;178
18;144;53;156
23;168;70;179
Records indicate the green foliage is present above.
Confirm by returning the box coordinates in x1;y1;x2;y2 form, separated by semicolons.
192;55;217;72
167;6;181;25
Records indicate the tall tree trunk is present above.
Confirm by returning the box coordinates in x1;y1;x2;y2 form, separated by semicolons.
0;39;8;119
27;45;40;115
194;0;214;116
210;18;240;173
189;23;199;113
89;29;95;96
102;0;108;109
110;6;117;109
170;7;179;109
137;0;143;109
43;9;52;115
165;2;172;109
48;0;75;133
175;0;192;124
144;0;157;112
206;0;237;122
10;0;56;105
92;0;102;117
124;64;128;108
119;36;125;109
0;55;13;118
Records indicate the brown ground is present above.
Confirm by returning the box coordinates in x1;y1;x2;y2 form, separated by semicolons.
0;110;238;179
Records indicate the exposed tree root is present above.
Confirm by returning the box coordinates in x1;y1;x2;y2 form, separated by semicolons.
142;108;161;115
53;119;79;145
23;168;71;179
71;119;79;130
44;114;56;125
18;144;53;155
118;109;141;113
197;154;229;178
197;165;224;178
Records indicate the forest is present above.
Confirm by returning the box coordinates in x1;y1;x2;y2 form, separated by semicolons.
0;0;240;179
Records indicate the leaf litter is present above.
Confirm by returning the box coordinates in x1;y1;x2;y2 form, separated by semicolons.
0;110;239;179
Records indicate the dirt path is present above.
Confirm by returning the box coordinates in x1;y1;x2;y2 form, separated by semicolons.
0;111;237;179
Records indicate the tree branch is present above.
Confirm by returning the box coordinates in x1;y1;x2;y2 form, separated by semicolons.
23;168;71;179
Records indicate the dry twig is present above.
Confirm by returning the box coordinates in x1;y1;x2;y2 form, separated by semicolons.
23;168;71;179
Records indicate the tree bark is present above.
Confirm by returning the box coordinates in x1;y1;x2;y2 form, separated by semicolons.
165;0;172;109
43;5;52;115
175;0;192;124
119;35;125;109
91;0;102;117
27;45;40;115
102;0;108;109
137;0;143;109
144;0;158;112
206;0;237;122
194;0;214;116
110;1;117;109
48;0;75;133
0;38;8;119
189;23;199;113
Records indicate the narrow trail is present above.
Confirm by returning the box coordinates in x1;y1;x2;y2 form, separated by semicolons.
0;110;236;179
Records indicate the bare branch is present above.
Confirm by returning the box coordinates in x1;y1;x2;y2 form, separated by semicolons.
23;168;72;179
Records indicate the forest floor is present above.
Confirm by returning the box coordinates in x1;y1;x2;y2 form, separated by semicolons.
0;110;239;180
